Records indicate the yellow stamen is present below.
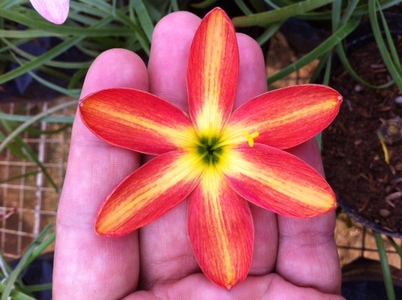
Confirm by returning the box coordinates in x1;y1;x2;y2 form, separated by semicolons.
243;131;259;147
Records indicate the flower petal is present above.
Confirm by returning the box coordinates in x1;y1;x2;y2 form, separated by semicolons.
80;88;196;155
223;144;336;217
30;0;69;24
187;8;239;136
96;150;201;236
227;84;342;149
188;168;253;289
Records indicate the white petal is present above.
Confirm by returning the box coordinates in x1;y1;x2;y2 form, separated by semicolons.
30;0;69;24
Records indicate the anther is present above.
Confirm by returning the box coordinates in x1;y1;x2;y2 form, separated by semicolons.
243;131;259;147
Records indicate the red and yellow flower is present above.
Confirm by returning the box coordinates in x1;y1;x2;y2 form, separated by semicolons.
79;8;342;289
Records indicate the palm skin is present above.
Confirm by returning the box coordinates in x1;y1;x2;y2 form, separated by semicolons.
53;11;344;300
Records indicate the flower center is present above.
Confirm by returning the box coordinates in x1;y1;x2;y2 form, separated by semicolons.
197;136;223;165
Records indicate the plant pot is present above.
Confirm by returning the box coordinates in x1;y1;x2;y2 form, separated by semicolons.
321;13;402;237
341;257;402;299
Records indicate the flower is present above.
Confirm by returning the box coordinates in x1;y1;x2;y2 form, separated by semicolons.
79;8;342;289
29;0;69;24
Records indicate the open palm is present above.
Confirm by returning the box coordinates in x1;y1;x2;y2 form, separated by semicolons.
53;11;343;300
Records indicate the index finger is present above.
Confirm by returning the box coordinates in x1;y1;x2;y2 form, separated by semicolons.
53;49;148;299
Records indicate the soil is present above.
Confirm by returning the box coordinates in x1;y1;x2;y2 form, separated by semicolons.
322;35;402;236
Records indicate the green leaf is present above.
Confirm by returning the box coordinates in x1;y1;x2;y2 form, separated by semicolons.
191;0;218;9
233;0;334;27
256;21;283;46
335;42;394;89
0;112;74;124
268;17;360;84
0;7;132;37
234;0;254;15
374;232;396;300
0;100;78;154
132;0;154;43
387;236;402;258
0;224;55;300
0;170;40;184
0;15;116;85
368;0;402;90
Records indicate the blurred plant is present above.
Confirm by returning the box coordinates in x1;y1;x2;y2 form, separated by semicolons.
0;0;401;298
0;224;55;300
0;0;191;99
229;0;402;88
0;0;190;196
0;0;399;98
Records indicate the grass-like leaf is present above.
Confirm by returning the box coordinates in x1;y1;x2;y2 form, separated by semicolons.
368;0;402;90
373;232;396;300
0;224;55;300
0;100;77;153
387;236;402;258
0;170;40;184
233;0;334;27
132;0;154;44
191;0;218;9
0;112;74;124
268;17;360;84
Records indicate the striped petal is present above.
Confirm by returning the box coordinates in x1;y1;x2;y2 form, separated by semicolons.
223;144;336;217
227;84;342;149
188;168;253;289
80;88;196;155
187;8;239;137
96;150;201;236
30;0;69;24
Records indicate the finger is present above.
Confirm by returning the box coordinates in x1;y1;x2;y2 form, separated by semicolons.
148;11;200;111
277;139;342;294
138;11;201;289
53;49;148;299
235;34;278;276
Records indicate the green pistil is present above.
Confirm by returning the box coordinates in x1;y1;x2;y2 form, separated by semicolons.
197;136;223;165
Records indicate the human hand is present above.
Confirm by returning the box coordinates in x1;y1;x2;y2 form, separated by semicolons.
53;11;343;300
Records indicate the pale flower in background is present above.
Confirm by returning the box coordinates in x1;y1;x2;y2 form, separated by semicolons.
29;0;69;24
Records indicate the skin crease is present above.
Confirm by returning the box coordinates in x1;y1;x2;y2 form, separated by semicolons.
53;11;344;300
